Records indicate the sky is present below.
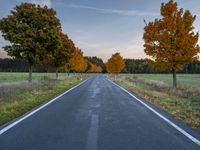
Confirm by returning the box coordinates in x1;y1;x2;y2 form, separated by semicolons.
0;0;200;61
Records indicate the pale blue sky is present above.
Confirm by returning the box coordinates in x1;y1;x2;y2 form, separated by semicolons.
0;0;200;61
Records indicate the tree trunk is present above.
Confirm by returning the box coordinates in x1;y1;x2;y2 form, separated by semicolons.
56;68;58;78
80;73;82;80
67;70;70;76
172;69;177;88
28;64;32;83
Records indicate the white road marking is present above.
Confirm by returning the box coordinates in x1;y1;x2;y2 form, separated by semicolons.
107;79;200;147
86;114;99;150
0;79;89;135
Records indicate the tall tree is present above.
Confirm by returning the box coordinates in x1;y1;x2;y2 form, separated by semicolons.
106;52;125;74
68;48;87;73
143;0;199;88
45;33;74;78
0;3;61;82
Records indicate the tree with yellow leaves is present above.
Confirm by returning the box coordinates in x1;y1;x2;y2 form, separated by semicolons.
106;52;125;74
86;61;102;73
68;48;87;73
143;0;199;88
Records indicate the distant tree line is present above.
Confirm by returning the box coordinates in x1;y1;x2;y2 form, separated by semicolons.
125;59;200;74
84;56;104;68
0;58;55;72
1;58;200;74
0;57;104;73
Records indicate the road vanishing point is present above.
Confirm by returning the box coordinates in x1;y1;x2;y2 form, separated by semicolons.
0;75;200;150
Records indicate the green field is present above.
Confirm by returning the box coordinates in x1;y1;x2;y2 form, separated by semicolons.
123;74;200;88
110;74;200;128
0;72;71;83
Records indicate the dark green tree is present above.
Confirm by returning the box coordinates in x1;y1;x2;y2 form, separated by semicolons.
0;3;61;82
45;32;74;78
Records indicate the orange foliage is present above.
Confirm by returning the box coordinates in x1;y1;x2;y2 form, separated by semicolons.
143;0;199;72
86;61;102;73
68;48;87;72
106;52;125;73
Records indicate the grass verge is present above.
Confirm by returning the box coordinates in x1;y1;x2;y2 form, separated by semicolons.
0;75;89;126
109;74;200;128
0;72;73;83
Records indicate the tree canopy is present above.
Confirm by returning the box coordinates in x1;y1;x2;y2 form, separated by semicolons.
106;52;125;74
45;33;74;77
68;48;87;73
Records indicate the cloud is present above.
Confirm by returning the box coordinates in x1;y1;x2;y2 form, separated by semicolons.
31;0;52;8
62;4;159;17
66;29;146;61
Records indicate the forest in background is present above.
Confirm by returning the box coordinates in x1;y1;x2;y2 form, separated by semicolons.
0;58;200;73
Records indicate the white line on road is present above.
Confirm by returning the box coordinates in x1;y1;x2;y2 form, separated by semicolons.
107;79;200;147
0;79;89;135
86;114;99;150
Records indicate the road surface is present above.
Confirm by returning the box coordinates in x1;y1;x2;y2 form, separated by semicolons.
0;75;199;150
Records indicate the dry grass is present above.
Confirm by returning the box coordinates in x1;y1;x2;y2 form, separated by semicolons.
0;75;89;126
110;74;200;128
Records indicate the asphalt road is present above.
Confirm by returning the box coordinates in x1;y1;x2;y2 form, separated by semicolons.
0;75;200;150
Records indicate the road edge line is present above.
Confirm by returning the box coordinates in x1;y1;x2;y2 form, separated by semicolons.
107;78;200;147
0;78;89;135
